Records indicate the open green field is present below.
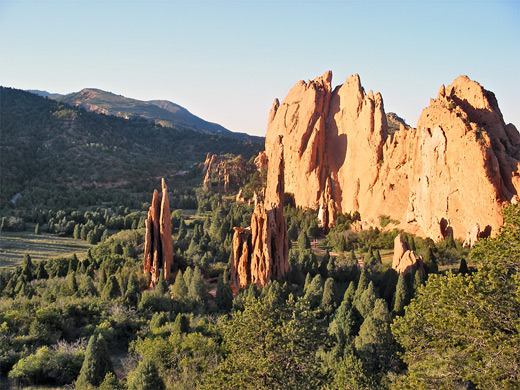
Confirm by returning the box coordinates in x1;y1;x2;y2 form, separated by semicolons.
0;229;92;268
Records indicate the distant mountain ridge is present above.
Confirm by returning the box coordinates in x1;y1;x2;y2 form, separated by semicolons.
27;88;262;143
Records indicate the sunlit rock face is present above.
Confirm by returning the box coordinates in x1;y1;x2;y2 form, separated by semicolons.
265;71;520;240
230;135;289;292
143;179;174;286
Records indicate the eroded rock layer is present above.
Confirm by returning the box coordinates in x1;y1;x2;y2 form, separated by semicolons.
143;179;174;286
230;136;289;291
266;72;520;240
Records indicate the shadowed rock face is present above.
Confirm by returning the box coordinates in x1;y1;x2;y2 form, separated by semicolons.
230;136;289;292
266;72;520;240
143;179;174;286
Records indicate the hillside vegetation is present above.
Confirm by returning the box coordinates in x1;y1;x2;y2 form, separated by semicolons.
0;87;262;211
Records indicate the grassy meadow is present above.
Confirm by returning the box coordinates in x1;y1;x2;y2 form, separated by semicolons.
0;228;91;268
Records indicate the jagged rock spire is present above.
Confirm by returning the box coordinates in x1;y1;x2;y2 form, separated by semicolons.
229;135;289;292
143;179;174;286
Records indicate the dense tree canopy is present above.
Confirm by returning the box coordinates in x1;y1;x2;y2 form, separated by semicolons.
392;204;520;389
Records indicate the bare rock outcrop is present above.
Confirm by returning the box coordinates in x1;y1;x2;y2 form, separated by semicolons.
229;136;289;291
463;223;481;248
392;234;425;276
143;179;174;286
202;153;218;191
254;151;268;170
202;154;249;193
265;72;520;240
462;222;492;248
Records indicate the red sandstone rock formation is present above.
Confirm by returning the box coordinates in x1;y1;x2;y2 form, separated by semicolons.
266;72;520;240
392;234;425;276
143;179;174;286
254;151;268;170
203;154;249;193
202;154;218;191
230;136;289;291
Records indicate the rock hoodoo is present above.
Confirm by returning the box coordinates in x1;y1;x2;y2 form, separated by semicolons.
266;72;520;240
229;136;289;292
143;178;174;286
392;234;425;276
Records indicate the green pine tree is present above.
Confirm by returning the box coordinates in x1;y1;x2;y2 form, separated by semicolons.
156;269;167;295
393;272;409;316
326;252;335;278
102;275;121;300
382;268;399;307
183;266;194;287
173;313;190;334
412;269;423;298
355;281;377;319
424;247;438;274
188;266;206;304
35;261;48;279
34;223;41;235
349;249;357;267
127;358;165;390
216;273;233;312
321;277;336;315
298;231;311;250
86;230;96;245
125;273;139;305
410;236;417;252
458;258;469;275
21;253;34;281
354;298;394;374
99;372;123;390
171;270;188;300
67;271;78;295
73;224;81;239
329;281;357;343
150;312;169;329
355;269;369;298
304;274;323;309
76;334;114;389
375;249;382;265
112;242;123;255
99;268;107;289
303;272;312;293
68;254;79;274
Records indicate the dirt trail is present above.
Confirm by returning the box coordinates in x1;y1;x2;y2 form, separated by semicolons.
310;237;364;268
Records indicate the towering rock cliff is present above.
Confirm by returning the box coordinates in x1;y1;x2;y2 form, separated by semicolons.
266;72;519;240
229;136;289;291
143;178;174;285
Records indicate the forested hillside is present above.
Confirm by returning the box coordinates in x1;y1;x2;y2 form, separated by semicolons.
0;87;262;211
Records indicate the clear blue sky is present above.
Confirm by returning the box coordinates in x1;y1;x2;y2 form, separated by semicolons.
1;0;518;136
